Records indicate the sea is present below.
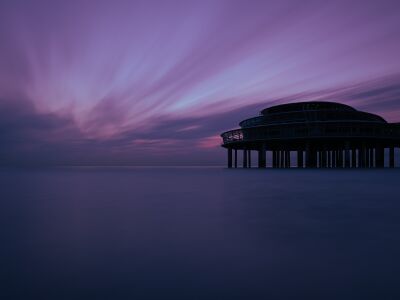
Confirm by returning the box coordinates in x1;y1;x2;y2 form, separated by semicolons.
1;167;400;300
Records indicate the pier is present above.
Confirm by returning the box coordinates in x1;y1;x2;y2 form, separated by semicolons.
221;102;400;168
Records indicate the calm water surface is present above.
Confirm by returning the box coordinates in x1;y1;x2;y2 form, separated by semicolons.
1;167;400;299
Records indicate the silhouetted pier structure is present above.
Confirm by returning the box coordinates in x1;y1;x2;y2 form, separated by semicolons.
221;102;400;168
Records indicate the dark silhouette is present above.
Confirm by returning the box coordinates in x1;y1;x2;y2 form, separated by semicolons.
221;101;400;168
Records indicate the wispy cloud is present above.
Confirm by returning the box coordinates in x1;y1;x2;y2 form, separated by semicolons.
1;74;400;165
0;0;399;164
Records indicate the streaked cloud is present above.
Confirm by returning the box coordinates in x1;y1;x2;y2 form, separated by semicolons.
0;0;399;164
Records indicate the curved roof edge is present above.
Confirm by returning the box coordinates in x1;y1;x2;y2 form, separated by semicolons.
261;101;356;115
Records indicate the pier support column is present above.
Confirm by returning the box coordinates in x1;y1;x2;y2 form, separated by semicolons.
333;150;336;168
365;148;370;168
369;148;374;168
243;149;248;168
272;151;277;168
280;150;285;168
258;144;266;168
318;151;322;168
276;151;279;168
312;149;317;168
376;146;384;168
359;146;365;168
285;151;290;168
327;151;331;168
297;150;303;168
321;150;327;168
306;144;311;168
332;150;337;168
306;143;317;168
345;143;350;168
390;146;395;168
361;144;367;168
334;150;338;168
338;149;343;168
351;149;357;168
248;150;252;168
234;149;238;168
227;148;233;168
276;151;281;168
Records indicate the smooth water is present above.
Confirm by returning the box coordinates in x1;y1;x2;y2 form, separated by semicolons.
1;167;400;299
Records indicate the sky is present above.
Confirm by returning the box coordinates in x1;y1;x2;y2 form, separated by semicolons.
1;0;400;165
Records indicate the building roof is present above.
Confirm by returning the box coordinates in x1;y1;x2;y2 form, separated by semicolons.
239;101;386;128
260;101;355;115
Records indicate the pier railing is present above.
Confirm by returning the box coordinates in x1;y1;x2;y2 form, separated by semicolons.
221;122;400;145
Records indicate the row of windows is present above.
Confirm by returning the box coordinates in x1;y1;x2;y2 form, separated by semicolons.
223;124;400;143
240;111;385;128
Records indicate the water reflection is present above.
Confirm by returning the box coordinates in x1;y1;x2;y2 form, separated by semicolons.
1;167;400;299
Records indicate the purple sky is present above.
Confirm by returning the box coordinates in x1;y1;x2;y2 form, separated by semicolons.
1;0;400;165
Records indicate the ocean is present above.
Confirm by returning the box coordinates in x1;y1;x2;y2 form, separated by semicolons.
1;167;400;299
